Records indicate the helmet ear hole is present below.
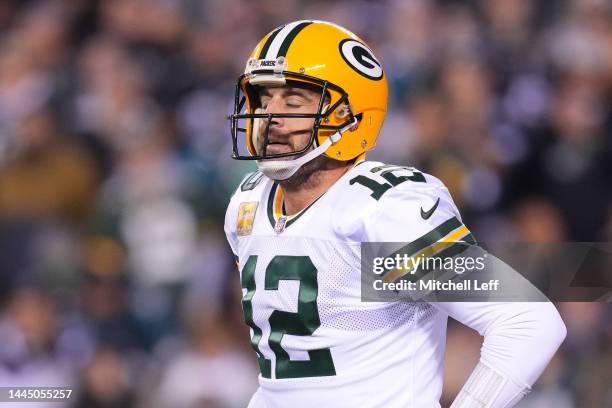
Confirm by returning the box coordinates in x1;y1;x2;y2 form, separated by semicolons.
334;103;351;121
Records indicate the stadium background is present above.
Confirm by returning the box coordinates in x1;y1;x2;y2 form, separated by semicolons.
0;0;610;407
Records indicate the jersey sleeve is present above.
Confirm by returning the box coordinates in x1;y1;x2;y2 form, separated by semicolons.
420;200;566;406
360;174;566;407
363;178;475;255
439;301;566;407
224;194;239;259
224;171;265;265
224;176;248;261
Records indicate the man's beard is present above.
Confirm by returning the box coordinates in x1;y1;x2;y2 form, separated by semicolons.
280;153;343;191
256;127;307;161
257;129;346;189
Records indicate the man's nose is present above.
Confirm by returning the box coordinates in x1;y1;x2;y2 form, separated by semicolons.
263;98;284;127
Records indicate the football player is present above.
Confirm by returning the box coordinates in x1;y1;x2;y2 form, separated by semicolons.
225;20;566;407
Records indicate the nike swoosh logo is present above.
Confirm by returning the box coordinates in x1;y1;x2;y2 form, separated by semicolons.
421;198;440;220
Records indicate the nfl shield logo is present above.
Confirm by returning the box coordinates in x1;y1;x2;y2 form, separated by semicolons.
274;216;288;234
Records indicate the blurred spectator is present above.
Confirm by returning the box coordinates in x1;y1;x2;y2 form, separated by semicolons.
0;107;98;223
0;288;73;408
154;299;257;408
74;347;134;408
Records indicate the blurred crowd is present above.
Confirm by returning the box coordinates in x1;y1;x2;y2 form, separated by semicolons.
0;0;610;407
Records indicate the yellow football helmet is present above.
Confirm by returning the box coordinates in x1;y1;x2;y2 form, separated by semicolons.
229;20;388;178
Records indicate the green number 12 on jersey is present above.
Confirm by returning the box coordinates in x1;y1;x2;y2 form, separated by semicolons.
240;255;336;379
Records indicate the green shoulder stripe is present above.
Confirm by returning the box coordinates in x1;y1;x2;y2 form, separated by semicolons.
397;216;464;256
383;221;476;283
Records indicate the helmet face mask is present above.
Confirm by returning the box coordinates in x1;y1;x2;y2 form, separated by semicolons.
230;71;355;161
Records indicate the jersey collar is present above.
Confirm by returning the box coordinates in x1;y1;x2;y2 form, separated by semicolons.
265;160;366;232
266;183;325;232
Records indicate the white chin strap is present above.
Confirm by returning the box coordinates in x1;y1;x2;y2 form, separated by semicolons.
256;117;357;181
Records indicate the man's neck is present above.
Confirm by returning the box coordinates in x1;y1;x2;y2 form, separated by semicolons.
280;162;353;215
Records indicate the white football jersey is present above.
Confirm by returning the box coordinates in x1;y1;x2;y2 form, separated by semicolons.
224;161;476;408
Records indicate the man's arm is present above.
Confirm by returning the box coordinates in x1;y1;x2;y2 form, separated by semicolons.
435;301;566;407
361;174;566;407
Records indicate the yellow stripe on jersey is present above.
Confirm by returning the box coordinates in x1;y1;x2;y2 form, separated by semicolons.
382;221;473;284
274;185;283;219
